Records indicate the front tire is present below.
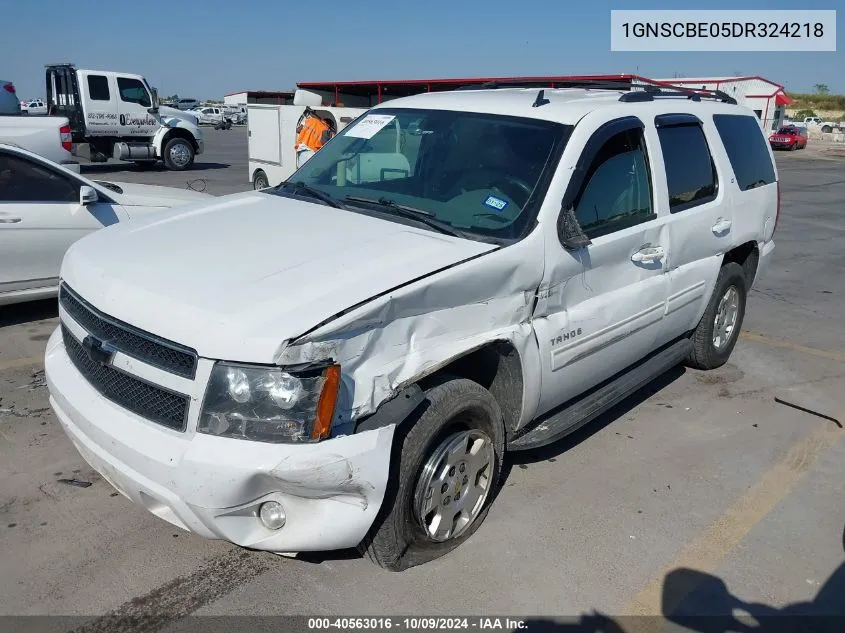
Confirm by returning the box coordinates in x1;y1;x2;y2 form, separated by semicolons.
362;378;505;571
163;137;195;171
253;170;269;190
685;262;747;370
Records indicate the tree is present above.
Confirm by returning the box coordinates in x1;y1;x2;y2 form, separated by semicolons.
813;83;830;95
794;109;817;119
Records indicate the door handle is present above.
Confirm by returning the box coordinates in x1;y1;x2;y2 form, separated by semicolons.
0;218;22;223
711;217;732;234
631;245;665;264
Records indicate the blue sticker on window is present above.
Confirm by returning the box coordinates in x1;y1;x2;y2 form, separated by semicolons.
483;195;509;212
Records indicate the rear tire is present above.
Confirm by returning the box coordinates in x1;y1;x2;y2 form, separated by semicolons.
361;377;504;571
253;170;269;190
163;137;195;171
685;262;747;370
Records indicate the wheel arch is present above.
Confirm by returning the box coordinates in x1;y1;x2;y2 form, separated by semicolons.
158;126;199;153
354;339;525;440
722;240;759;288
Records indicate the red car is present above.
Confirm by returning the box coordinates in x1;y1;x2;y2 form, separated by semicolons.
769;125;807;151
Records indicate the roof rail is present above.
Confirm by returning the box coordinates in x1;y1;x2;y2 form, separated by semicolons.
455;78;635;92
621;82;738;105
454;77;738;105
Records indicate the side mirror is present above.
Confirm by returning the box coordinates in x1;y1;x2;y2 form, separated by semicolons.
80;185;98;206
147;87;160;115
557;206;592;250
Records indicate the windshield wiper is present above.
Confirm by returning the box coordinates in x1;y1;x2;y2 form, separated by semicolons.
277;181;346;209
344;195;465;238
346;195;434;216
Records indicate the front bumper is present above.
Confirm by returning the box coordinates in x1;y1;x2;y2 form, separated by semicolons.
45;326;394;552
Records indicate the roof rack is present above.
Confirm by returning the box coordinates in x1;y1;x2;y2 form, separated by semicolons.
620;82;737;105
455;78;737;105
456;78;635;92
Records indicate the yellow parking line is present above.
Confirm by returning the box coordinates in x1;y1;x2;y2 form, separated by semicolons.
740;331;845;364
0;355;43;372
622;417;843;617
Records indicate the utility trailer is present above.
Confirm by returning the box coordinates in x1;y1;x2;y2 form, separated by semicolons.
247;92;365;189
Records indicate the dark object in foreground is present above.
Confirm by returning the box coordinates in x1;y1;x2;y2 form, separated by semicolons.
57;478;92;488
774;397;843;428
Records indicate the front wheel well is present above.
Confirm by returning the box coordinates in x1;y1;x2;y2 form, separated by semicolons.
723;241;759;288
162;127;198;152
417;341;524;438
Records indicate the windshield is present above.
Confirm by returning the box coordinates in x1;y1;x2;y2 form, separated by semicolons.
272;108;570;242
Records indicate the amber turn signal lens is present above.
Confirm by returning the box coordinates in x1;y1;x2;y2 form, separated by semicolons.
312;365;341;440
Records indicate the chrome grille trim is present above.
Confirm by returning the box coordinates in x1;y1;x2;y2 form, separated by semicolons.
61;325;189;431
59;283;198;379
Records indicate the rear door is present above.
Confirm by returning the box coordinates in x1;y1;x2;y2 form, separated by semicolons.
0;150;126;295
653;114;731;344
79;71;119;136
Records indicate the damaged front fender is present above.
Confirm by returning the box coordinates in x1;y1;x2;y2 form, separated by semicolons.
275;232;547;434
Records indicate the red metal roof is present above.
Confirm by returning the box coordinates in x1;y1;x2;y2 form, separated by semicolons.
775;93;795;105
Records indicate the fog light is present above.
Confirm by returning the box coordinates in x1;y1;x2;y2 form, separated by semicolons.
259;501;286;530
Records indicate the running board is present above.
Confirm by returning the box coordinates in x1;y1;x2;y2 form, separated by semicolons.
508;338;692;451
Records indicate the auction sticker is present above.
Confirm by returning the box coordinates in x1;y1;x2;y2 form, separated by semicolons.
345;114;396;139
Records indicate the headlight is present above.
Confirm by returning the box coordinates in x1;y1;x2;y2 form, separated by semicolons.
198;362;340;443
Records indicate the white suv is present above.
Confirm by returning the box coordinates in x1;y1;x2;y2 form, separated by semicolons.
45;81;778;571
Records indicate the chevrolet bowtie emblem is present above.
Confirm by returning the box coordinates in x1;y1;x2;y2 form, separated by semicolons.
82;335;117;366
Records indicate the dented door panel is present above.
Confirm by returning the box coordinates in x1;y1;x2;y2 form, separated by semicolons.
532;220;670;417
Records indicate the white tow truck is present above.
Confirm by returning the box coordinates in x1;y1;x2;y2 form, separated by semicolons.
247;89;366;188
46;64;204;171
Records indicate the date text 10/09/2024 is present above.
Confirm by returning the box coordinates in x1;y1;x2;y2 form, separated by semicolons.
307;618;528;630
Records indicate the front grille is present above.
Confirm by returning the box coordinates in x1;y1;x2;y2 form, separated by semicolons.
59;284;197;379
62;325;189;431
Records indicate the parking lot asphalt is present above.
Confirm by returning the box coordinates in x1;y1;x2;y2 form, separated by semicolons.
1;130;843;628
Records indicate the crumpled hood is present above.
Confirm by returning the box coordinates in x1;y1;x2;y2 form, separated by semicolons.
60;192;496;363
95;181;212;211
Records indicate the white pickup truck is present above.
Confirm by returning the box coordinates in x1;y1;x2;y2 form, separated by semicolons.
802;116;843;133
0;115;80;172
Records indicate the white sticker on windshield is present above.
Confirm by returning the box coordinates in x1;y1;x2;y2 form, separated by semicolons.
345;114;396;139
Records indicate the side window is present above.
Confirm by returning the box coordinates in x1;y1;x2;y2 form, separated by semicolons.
713;114;776;191
657;124;717;212
573;127;654;237
117;78;151;108
87;75;110;101
0;154;79;203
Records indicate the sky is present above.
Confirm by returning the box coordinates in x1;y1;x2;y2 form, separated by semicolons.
3;0;841;100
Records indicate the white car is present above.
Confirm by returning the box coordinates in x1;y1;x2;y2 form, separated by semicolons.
0;80;20;115
46;82;778;571
0;144;212;306
22;98;47;115
173;98;200;111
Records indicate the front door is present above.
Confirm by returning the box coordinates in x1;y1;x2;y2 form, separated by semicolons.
532;116;670;417
114;75;158;138
0;151;124;296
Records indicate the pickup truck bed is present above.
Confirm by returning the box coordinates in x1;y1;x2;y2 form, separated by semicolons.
0;116;79;171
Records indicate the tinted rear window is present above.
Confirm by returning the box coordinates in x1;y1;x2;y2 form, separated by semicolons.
87;75;110;101
657;124;717;212
713;114;776;191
